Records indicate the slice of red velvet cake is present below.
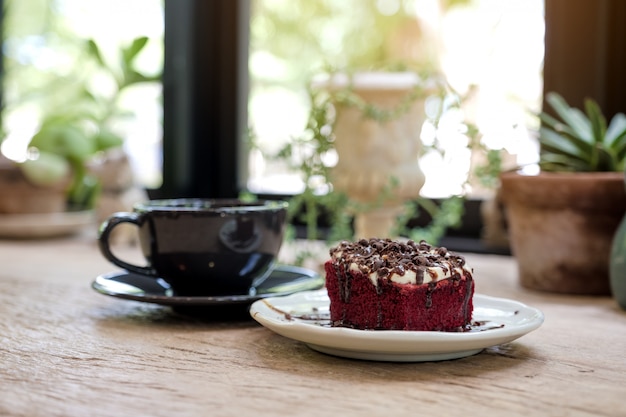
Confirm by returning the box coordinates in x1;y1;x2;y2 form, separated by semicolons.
324;239;474;331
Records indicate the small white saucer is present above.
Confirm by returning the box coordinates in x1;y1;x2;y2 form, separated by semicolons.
250;290;544;362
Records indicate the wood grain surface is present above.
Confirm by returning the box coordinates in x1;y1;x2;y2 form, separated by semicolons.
1;234;625;417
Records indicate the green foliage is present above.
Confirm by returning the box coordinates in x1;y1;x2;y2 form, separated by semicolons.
250;0;473;92
2;1;161;209
330;73;441;123
87;36;159;91
266;85;346;242
538;92;626;172
473;148;503;189
248;0;480;251
251;1;437;85
20;151;69;187
257;71;472;249
395;196;465;244
17;36;159;209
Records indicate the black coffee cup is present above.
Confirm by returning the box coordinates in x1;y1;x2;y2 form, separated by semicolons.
98;199;288;296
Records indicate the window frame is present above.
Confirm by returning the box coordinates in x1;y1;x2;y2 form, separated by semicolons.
158;0;250;199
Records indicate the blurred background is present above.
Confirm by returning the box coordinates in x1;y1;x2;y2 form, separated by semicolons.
0;0;544;200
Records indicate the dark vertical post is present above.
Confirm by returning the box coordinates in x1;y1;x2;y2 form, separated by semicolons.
160;0;250;198
543;0;626;117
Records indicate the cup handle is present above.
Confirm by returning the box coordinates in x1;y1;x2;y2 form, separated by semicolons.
97;212;156;276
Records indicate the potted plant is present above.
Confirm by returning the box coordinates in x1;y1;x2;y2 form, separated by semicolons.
311;71;433;239
265;70;470;245
0;36;158;216
499;92;626;295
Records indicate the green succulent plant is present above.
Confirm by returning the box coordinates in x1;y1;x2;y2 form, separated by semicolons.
538;92;626;172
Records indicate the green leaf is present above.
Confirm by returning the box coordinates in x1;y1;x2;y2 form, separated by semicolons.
122;36;149;67
123;70;160;87
539;112;593;155
67;173;102;210
545;92;593;144
538;154;590;172
86;39;108;69
19;152;70;186
93;130;124;151
584;97;607;144
539;111;583;140
605;113;626;149
539;126;589;162
29;125;96;162
595;146;617;171
615;142;626;168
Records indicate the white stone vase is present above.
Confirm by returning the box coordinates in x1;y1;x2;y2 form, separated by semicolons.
315;72;430;239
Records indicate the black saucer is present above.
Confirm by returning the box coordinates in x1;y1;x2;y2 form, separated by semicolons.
91;264;324;308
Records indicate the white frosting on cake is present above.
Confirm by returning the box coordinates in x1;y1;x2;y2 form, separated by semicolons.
347;262;471;286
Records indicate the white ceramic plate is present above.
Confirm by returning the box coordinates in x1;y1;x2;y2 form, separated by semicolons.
250;290;544;362
0;210;95;238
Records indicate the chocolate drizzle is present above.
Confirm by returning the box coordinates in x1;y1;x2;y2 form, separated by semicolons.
329;238;468;286
425;281;436;309
333;257;352;303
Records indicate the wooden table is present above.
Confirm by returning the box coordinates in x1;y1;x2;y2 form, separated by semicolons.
1;233;625;417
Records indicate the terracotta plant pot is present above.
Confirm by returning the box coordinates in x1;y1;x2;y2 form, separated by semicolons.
0;161;70;214
499;171;626;295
